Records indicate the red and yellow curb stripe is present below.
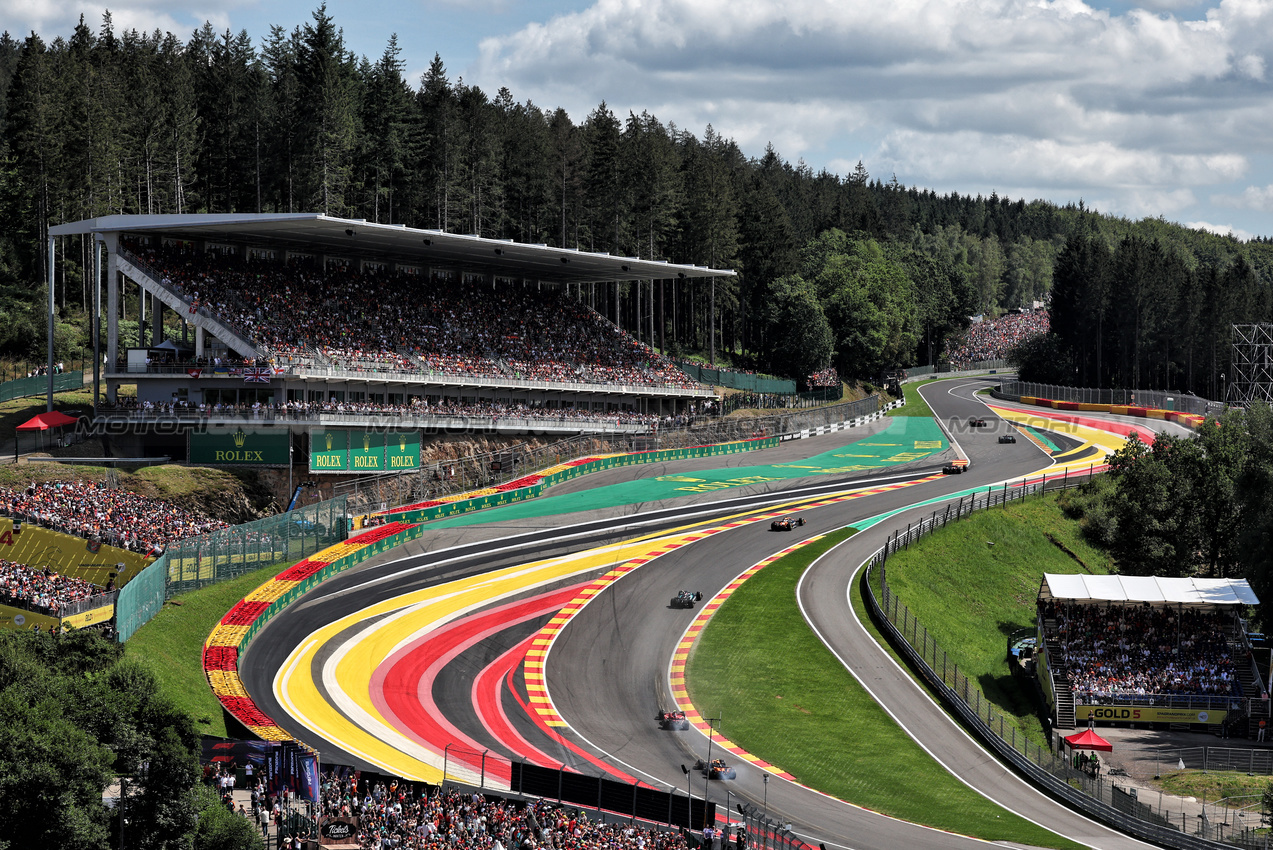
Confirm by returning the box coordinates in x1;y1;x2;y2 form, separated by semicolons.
202;521;419;742
668;537;828;781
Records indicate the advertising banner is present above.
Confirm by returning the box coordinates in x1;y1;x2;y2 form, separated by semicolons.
310;429;349;472
349;431;385;472
385;430;421;471
0;603;59;631
1076;704;1226;725
320;817;359;846
190;427;289;467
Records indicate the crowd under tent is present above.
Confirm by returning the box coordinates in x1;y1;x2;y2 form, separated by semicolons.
1037;574;1259;610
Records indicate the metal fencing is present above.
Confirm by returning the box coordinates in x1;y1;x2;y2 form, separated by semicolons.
997;381;1220;416
0;370;84;402
674;362;797;394
331;395;883;513
164;497;349;597
864;473;1256;849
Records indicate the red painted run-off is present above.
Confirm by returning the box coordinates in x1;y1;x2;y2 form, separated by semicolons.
370;586;585;786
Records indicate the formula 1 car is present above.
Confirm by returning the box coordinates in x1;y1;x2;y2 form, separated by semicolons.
658;709;690;731
671;590;703;609
694;758;738;780
770;516;806;531
998;434;1017;444
942;460;968;474
969;417;988;427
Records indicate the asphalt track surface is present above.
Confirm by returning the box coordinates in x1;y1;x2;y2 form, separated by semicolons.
240;379;1191;850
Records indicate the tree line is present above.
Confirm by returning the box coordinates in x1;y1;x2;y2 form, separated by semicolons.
2;6;1271;384
1062;405;1273;627
0;629;260;850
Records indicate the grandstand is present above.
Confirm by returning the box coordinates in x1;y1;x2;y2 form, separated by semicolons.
49;214;730;462
1034;574;1262;732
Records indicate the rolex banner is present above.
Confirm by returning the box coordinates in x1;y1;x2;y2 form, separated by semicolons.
189;428;289;467
386;430;421;471
309;429;421;473
310;429;349;472
349;431;385;472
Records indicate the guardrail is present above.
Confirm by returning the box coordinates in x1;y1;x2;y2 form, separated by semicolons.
862;474;1247;849
998;380;1219;417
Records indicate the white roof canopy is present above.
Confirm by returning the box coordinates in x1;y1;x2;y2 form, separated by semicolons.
1039;574;1259;608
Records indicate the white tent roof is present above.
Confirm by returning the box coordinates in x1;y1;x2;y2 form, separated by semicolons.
1039;574;1259;607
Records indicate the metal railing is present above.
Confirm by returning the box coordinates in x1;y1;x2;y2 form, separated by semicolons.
58;590;119;618
903;359;1011;379
997;381;1220;416
863;473;1253;849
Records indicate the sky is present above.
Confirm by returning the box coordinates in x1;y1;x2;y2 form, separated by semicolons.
5;0;1273;241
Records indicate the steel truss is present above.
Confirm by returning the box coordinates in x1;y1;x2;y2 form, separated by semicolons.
1229;323;1273;406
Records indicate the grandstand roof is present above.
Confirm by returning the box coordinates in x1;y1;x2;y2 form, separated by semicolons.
1039;574;1259;607
49;214;735;285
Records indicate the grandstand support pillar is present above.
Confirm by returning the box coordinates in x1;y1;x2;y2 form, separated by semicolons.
710;277;716;366
105;233;119;403
93;237;102;410
139;277;146;347
152;291;163;347
46;235;55;411
195;325;205;357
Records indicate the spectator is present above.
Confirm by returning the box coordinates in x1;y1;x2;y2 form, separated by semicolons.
943;309;1049;365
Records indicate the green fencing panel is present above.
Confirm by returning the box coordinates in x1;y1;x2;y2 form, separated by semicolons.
0;370;84;403
116;556;168;642
674;361;796;394
164;497;349;598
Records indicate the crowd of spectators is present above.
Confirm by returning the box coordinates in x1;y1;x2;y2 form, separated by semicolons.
0;481;230;555
100;397;667;427
310;772;697;850
1047;603;1241;704
943;308;1049;364
122;241;702;391
807;367;839;387
0;558;102;616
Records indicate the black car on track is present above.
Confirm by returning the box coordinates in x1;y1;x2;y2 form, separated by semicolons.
770;516;805;531
998;434;1017;444
695;758;737;780
671;590;703;609
658;709;690;731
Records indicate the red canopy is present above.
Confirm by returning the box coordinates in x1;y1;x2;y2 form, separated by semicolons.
1065;728;1113;751
16;411;78;431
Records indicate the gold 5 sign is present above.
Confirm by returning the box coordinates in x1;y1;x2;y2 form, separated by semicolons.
1076;705;1226;725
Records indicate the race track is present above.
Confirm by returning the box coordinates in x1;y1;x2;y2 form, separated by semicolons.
239;377;1190;849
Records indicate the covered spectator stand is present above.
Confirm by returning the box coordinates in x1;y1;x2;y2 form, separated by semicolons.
1035;574;1262;732
15;410;77;459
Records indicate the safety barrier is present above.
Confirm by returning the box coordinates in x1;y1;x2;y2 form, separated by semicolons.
998;381;1218;418
863;476;1242;849
995;386;1208;431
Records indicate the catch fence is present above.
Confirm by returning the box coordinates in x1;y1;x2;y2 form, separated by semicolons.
0;369;84;402
864;472;1256;849
674;362;797;394
115;497;349;641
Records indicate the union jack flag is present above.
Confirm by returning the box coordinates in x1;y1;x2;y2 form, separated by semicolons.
243;367;272;383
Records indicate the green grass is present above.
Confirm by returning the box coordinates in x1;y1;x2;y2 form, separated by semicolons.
877;493;1115;747
686;528;1085;848
127;562;286;737
1159;771;1272;808
887;378;942;418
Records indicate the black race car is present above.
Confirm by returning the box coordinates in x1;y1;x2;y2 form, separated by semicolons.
942;460;968;474
998;434;1017;444
694;758;738;780
770;516;806;531
658;708;690;731
671;590;703;609
969;417;988;427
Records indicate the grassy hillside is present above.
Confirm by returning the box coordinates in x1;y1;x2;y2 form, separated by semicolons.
873;492;1116;745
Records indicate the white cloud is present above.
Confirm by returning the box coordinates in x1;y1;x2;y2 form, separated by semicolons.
1186;219;1255;240
1213;183;1273;211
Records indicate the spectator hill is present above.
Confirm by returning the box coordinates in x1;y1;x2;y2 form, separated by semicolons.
1035;574;1261;730
0;481;231;631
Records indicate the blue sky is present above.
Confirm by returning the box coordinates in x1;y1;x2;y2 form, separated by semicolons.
6;0;1273;240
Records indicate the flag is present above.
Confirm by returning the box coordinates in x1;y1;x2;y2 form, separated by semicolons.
244;367;271;384
187;368;202;379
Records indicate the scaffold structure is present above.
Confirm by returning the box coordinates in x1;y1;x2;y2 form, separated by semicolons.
1228;323;1273;406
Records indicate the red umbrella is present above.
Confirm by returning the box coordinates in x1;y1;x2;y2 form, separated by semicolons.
15;410;79;459
1065;728;1113;751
